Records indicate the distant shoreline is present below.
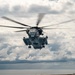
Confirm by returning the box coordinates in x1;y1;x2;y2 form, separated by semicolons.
0;70;75;75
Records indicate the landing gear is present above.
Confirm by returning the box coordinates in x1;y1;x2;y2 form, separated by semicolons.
41;43;45;48
45;36;48;45
28;45;31;48
46;36;48;39
42;45;45;48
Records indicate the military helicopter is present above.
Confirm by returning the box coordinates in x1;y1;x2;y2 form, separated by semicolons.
0;14;75;49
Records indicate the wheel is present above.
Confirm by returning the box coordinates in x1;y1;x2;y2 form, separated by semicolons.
28;45;31;48
42;45;45;48
46;41;48;45
23;37;25;41
23;37;25;39
46;36;48;39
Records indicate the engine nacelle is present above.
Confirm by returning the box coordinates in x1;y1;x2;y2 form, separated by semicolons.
23;36;48;49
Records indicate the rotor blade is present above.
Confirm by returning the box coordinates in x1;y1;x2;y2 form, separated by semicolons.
0;25;26;29
36;13;45;26
15;30;27;32
40;19;75;28
42;28;71;29
2;16;31;27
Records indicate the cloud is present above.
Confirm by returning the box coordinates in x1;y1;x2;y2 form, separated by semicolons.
49;0;58;1
28;4;50;13
28;4;65;14
0;5;29;17
0;5;10;16
0;4;61;18
0;0;75;18
1;62;75;70
0;30;75;63
48;0;75;15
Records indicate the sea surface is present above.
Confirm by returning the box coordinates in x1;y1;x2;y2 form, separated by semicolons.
0;69;75;75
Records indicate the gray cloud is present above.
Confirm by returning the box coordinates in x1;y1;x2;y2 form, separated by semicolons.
49;0;58;1
0;5;10;16
1;60;75;70
49;43;60;51
28;4;64;14
0;3;68;18
0;5;28;17
0;0;75;18
11;5;28;17
28;5;50;13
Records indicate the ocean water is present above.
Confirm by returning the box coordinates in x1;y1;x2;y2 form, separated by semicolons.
0;69;75;75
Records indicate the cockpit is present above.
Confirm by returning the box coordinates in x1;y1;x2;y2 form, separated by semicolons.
29;29;39;37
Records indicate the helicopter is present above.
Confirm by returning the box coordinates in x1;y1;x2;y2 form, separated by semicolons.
0;14;75;49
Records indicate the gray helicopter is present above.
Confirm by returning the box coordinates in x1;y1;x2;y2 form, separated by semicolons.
0;14;75;49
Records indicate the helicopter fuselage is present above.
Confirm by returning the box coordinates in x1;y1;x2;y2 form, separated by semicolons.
23;27;48;49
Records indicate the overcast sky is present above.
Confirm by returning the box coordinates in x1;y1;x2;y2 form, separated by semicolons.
0;0;75;70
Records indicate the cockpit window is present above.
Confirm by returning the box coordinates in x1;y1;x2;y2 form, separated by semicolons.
29;29;39;37
29;29;36;32
29;29;36;37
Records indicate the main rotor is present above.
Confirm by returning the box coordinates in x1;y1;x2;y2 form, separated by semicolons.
0;13;45;32
0;13;75;32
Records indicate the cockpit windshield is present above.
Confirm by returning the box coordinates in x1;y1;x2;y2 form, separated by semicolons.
30;29;36;32
29;29;37;37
